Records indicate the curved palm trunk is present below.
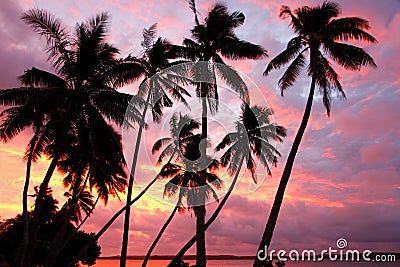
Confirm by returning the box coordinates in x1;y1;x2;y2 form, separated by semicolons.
13;127;40;267
167;156;244;266
66;152;175;267
253;77;316;267
65;172;160;267
142;202;179;267
120;91;151;267
196;92;207;267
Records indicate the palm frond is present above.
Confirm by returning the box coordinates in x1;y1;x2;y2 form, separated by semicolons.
18;67;67;88
327;17;377;43
279;5;304;35
187;0;200;25
21;8;71;69
323;41;377;70
214;63;249;101
220;38;267;60
264;36;303;75
142;23;158;51
278;52;306;94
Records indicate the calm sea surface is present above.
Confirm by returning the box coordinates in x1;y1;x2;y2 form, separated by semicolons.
94;259;398;267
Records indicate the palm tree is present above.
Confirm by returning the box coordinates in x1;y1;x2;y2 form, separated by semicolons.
183;2;266;265
57;194;100;255
45;117;128;267
118;24;192;267
167;103;286;266
254;2;377;266
0;81;62;267
0;9;143;267
61;188;95;226
142;113;202;267
29;186;59;226
143;139;223;267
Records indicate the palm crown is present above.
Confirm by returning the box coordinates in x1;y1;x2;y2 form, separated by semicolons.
264;1;377;115
184;2;267;113
155;113;223;213
119;24;192;122
217;102;286;183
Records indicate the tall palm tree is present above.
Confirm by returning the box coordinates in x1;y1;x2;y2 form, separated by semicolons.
254;2;377;266
142;113;202;267
167;103;286;266
0;9;143;267
118;24;192;267
143;140;223;267
184;2;266;265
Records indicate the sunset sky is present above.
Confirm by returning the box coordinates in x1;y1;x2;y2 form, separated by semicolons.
1;0;399;258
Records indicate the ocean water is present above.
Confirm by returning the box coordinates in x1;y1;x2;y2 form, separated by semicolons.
94;259;398;267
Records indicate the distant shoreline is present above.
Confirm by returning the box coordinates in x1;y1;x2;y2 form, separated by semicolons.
100;252;400;261
100;255;254;260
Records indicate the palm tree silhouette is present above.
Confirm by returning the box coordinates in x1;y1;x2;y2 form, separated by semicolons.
142;113;205;266
0;9;143;267
61;188;95;226
167;103;286;266
29;186;59;226
254;2;377;266
0;82;62;267
118;24;192;267
46;122;128;267
183;2;266;265
143;118;222;267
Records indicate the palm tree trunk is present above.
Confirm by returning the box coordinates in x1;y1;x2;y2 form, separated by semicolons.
120;90;151;267
167;156;244;266
142;202;179;267
196;91;208;267
253;77;316;267
65;172;162;267
13;126;40;267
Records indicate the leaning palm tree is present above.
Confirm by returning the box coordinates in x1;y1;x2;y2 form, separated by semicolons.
0;9;143;267
143;136;223;267
254;2;377;266
118;24;192;267
183;2;266;265
142;113;200;267
167;103;286;266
